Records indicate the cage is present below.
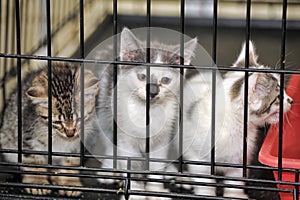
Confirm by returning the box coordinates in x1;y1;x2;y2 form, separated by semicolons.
0;0;300;200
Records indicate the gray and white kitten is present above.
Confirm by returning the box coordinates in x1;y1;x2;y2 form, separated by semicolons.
181;41;293;198
92;28;197;200
0;62;99;196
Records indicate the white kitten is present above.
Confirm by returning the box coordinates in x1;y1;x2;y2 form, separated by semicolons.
181;41;293;198
92;28;197;200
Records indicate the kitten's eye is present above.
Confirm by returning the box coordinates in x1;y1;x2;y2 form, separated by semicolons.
137;73;146;81
161;77;171;84
53;121;62;126
40;116;48;120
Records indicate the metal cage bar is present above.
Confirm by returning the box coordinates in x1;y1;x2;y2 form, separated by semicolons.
79;0;85;167
145;0;151;171
46;0;53;165
178;0;185;174
1;0;10;115
278;0;288;182
15;0;22;164
242;0;252;178
210;0;218;176
113;0;118;170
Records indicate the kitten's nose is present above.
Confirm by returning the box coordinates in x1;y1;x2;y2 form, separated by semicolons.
148;83;160;98
287;97;293;104
66;128;76;137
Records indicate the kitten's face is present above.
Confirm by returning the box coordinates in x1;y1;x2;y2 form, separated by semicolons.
121;67;180;104
248;71;293;125
230;41;293;126
26;62;99;139
118;28;197;104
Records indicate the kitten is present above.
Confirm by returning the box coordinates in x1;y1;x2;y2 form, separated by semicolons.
0;62;99;196
92;28;197;200
181;41;293;198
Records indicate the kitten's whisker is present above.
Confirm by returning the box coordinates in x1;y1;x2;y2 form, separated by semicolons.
287;109;300;118
275;58;281;70
284;114;293;129
286;85;298;91
275;51;295;70
288;102;300;106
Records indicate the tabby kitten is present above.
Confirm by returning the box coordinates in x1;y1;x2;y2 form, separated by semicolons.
92;28;197;200
0;62;99;196
182;41;293;198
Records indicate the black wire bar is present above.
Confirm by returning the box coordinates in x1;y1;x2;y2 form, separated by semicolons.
79;0;85;167
3;52;300;74
242;0;251;178
113;0;118;169
1;0;10;114
178;0;185;173
278;0;288;182
210;0;218;176
15;0;22;164
46;0;53;165
145;0;151;171
1;159;300;186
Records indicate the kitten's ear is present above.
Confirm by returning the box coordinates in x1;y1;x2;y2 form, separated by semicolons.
26;72;48;104
248;73;265;108
83;69;99;101
173;37;197;65
82;69;99;114
120;27;144;61
234;41;259;68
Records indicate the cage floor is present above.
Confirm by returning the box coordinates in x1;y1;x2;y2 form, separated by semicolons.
0;157;280;200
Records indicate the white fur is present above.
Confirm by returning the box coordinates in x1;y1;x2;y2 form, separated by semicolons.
99;67;179;200
92;27;198;200
181;41;293;198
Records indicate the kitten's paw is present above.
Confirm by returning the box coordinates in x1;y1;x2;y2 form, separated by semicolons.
193;186;216;197
223;191;248;199
145;182;170;194
50;170;82;197
58;189;82;197
23;174;51;195
147;197;172;200
120;195;147;200
122;196;171;200
177;183;193;190
97;172;123;185
145;182;172;200
25;188;51;195
97;177;119;185
174;176;193;190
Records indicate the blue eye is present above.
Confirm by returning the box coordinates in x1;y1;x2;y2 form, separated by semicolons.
137;74;146;81
161;77;171;84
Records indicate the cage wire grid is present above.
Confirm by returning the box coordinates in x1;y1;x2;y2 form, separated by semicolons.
0;0;299;199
